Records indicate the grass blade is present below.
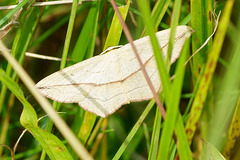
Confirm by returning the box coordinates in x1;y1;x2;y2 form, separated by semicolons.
185;0;235;146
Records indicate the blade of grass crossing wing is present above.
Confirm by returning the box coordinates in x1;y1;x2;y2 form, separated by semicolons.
69;2;101;145
158;39;192;160
158;0;187;159
137;1;170;158
141;1;170;158
171;39;192;160
110;2;170;155
0;69;73;160
139;0;191;159
68;2;102;155
81;0;130;148
137;0;171;95
41;1;80;159
137;1;171;159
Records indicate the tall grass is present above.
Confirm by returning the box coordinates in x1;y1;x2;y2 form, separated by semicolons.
0;0;239;159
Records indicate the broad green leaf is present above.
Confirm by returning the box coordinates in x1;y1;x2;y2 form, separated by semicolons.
0;69;73;160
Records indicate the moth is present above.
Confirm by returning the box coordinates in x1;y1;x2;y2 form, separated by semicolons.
36;25;193;117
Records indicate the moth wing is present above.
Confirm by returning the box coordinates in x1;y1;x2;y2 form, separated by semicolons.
36;25;193;117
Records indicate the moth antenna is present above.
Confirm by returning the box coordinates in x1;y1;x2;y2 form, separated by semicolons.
100;45;122;55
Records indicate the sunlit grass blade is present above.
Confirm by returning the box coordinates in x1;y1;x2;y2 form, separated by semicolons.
83;1;130;157
68;2;102;150
104;0;130;49
80;0;130;146
148;107;162;160
113;99;156;160
158;0;188;159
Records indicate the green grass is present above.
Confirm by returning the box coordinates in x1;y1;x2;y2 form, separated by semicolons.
0;0;239;159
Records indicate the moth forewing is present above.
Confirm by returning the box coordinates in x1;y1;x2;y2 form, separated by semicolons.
36;25;193;117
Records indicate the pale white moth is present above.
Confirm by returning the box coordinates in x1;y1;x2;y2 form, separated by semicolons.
36;25;193;117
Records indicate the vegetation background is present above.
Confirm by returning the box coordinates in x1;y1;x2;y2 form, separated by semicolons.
0;0;239;159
